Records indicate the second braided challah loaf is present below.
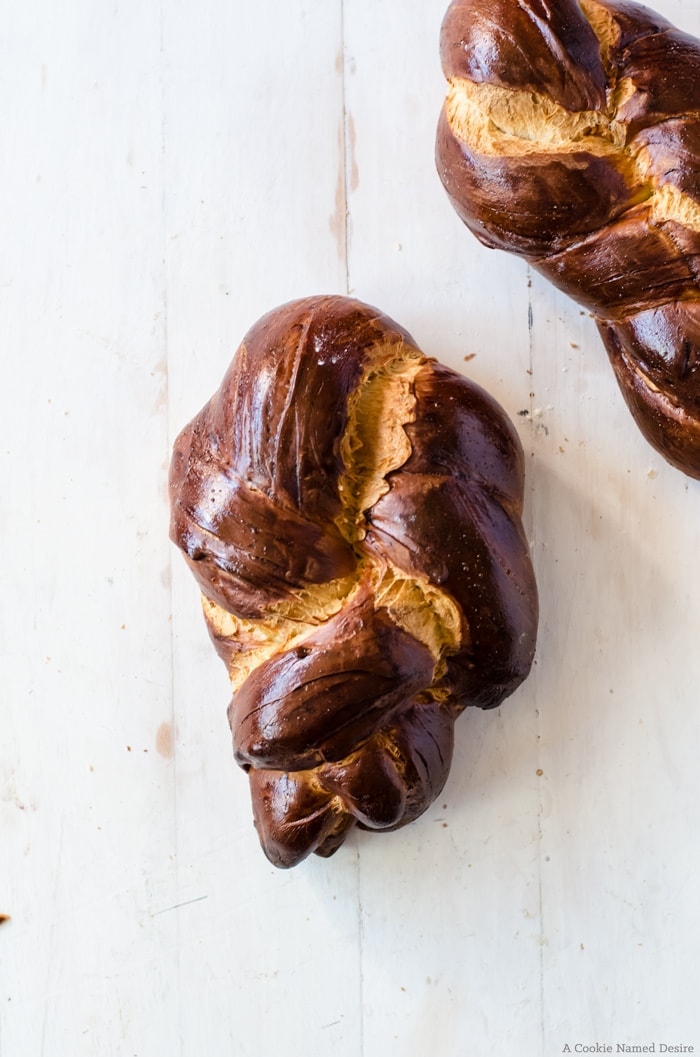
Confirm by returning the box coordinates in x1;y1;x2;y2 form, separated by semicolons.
437;0;700;477
169;296;538;867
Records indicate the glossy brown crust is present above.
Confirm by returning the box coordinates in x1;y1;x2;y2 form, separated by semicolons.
440;0;608;111
437;0;700;477
170;295;538;867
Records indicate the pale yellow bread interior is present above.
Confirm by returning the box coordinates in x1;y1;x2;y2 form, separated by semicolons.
579;0;621;63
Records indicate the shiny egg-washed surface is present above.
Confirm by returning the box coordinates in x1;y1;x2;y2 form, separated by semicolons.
169;296;538;867
437;0;700;477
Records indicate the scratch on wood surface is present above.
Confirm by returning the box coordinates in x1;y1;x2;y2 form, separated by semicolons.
330;120;347;267
347;112;358;193
151;895;208;916
329;0;351;294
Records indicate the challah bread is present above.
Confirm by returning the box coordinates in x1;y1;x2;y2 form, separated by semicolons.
170;295;538;867
437;0;700;477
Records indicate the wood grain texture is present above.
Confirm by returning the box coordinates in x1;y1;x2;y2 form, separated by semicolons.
2;1;699;1054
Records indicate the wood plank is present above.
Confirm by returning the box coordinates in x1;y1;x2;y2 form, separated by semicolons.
162;3;364;1055
0;3;179;1052
528;0;700;1046
343;2;543;1053
531;253;700;1042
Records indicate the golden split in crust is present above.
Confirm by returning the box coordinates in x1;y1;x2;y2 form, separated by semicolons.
169;296;538;867
437;0;700;477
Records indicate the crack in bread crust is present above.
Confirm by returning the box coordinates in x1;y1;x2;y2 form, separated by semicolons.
204;558;463;695
336;343;426;542
580;0;621;62
445;77;628;157
445;79;700;233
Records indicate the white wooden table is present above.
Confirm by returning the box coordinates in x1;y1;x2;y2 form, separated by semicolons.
3;2;700;1053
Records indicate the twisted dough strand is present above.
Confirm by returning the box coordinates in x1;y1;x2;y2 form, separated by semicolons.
437;0;700;477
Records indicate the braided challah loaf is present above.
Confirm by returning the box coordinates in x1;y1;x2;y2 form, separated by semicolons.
437;0;700;477
169;296;538;867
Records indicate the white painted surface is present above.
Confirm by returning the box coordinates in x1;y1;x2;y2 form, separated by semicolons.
2;2;700;1054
